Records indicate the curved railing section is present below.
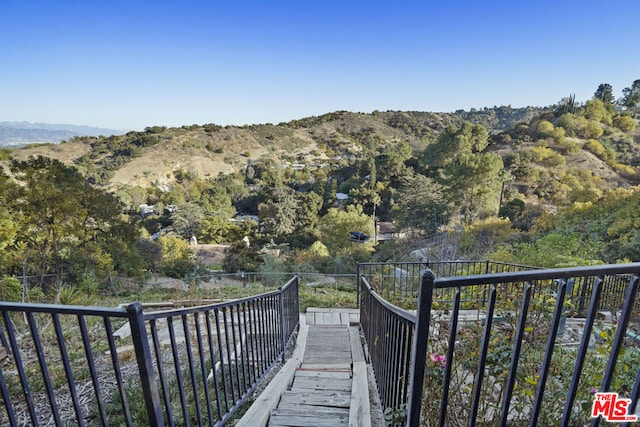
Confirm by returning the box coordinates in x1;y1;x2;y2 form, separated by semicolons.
360;263;640;426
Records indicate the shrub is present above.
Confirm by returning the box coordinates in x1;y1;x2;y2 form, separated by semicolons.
0;276;22;302
530;147;566;167
612;115;637;132
536;120;555;138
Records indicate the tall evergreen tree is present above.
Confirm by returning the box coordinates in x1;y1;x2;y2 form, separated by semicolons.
594;83;614;104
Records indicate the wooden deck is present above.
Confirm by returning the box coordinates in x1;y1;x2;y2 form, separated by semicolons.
237;308;371;427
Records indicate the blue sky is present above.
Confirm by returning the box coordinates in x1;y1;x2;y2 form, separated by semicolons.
1;1;638;131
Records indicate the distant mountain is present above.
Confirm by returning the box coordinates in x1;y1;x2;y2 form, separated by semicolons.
0;121;127;147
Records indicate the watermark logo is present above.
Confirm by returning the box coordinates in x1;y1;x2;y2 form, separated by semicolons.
591;392;638;422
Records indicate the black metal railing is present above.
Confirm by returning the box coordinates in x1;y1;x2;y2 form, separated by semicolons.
361;263;640;426
359;272;415;416
0;276;299;426
357;261;636;315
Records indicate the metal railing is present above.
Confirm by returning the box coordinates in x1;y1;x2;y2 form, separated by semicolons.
357;260;537;306
360;262;640;426
0;276;299;426
357;261;637;315
359;273;415;415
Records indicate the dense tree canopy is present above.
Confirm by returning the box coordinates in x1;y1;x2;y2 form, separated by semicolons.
5;156;139;283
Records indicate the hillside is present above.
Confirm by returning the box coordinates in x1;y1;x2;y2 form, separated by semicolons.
9;108;544;188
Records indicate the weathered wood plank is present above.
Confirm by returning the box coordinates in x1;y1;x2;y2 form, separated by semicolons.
270;408;349;425
349;360;371;427
269;413;348;427
295;369;351;379
278;390;351;407
330;311;341;324
276;402;350;416
348;327;364;364
306;312;314;325
304;357;351;365
291;376;352;392
300;362;352;370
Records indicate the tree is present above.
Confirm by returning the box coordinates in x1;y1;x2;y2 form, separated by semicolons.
584;99;612;125
392;173;448;233
9;156;138;283
443;153;504;222
621;79;640;109
318;205;375;257
158;235;195;278
258;186;300;238
171;202;205;239
424;122;489;169
423;122;501;222
222;241;261;273
594;83;614;104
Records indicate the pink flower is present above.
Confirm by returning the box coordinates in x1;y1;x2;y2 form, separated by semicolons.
590;387;597;394
429;353;446;367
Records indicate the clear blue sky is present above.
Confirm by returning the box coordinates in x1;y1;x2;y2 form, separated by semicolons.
1;0;638;131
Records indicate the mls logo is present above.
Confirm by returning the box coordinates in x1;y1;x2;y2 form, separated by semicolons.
591;392;638;422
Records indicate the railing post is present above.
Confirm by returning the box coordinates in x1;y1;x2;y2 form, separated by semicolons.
278;284;286;363
127;303;165;427
406;269;435;427
356;263;361;308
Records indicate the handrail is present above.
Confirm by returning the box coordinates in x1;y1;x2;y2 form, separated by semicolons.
433;262;640;288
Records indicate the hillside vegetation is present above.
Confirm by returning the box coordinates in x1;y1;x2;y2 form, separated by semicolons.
1;80;640;301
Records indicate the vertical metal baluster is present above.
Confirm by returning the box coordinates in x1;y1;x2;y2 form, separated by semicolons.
241;302;254;386
390;316;401;410
0;355;17;426
52;313;85;426
103;317;132;425
181;314;203;427
255;299;267;375
127;304;165;427
214;308;229;413
381;309;390;409
0;312;18;426
439;288;461;427
469;285;497;427
499;283;532;425
561;276;604;425
229;307;242;399
245;300;258;383
167;316;190;427
530;280;568;426
205;311;223;421
150;319;174;426
270;295;278;362
278;287;286;363
193;312;215;426
401;319;413;407
590;275;639;427
78;315;108;427
407;270;434;427
381;301;389;408
267;295;276;364
236;303;249;391
222;308;238;404
3;310;38;425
